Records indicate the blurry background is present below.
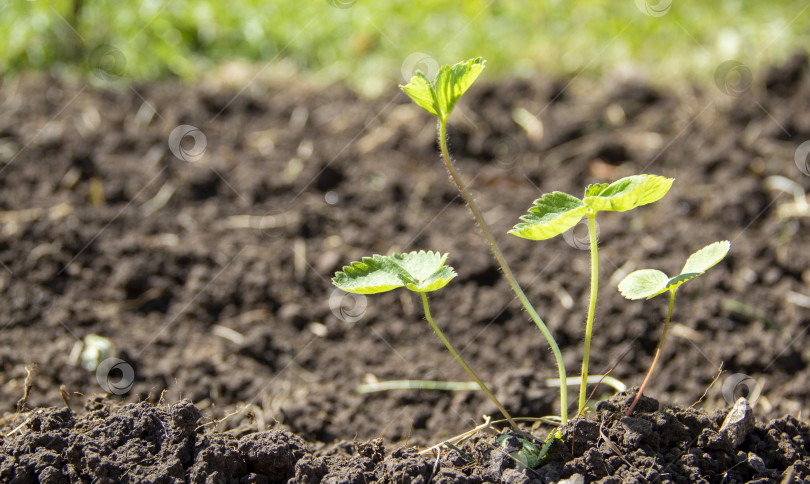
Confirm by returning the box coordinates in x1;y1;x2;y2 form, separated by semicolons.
2;0;809;95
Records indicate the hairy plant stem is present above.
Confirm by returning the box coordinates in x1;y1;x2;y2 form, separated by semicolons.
438;120;568;425
578;212;599;414
626;290;676;416
419;292;518;430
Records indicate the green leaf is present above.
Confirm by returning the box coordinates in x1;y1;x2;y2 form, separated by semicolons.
408;265;457;292
618;269;670;300
399;71;440;117
332;250;456;294
434;57;486;120
618;241;731;300
584;183;608;197
332;256;408;295
497;435;542;468
508;192;587;240
663;272;702;293
681;240;731;275
387;251;457;292
583;174;674;213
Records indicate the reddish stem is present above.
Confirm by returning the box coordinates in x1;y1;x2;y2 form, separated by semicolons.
626;290;676;416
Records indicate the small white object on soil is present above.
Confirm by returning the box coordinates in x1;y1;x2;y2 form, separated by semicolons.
720;397;756;448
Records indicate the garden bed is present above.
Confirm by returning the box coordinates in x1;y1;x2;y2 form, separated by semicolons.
1;52;810;481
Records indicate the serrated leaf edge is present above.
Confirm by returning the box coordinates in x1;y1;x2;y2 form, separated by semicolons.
332;250;455;294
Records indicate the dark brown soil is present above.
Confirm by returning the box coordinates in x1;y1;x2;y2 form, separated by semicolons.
2;393;808;482
1;52;810;482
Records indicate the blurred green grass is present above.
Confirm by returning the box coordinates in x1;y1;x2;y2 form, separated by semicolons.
2;0;808;94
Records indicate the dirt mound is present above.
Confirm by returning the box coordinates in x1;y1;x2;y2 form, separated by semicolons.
2;394;808;482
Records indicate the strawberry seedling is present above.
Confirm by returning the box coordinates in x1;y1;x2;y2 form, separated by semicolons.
510;174;674;414
400;57;570;424
618;240;731;415
332;250;520;429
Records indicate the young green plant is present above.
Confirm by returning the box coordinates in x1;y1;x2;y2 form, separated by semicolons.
400;57;569;424
510;175;673;414
332;250;520;430
618;240;731;415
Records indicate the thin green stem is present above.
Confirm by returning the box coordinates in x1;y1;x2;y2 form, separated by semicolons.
546;375;627;393
420;292;519;430
626;289;676;416
357;380;482;393
578;212;599;414
438;119;568;424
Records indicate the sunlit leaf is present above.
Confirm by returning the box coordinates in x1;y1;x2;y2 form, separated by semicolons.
333;250;456;294
399;71;440;117
434;57;486;120
618;269;669;300
332;256;406;294
584;175;674;212
509;192;587;240
618;241;731;300
681;240;731;275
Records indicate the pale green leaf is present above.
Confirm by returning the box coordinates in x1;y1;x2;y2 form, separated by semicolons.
584;174;674;213
618;269;670;300
681;240;731;275
332;250;456;294
400;71;440;117
434;57;486;120
508;192;587;240
618;241;730;300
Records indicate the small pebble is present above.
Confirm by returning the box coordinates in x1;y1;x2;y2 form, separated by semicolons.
720;397;756;448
